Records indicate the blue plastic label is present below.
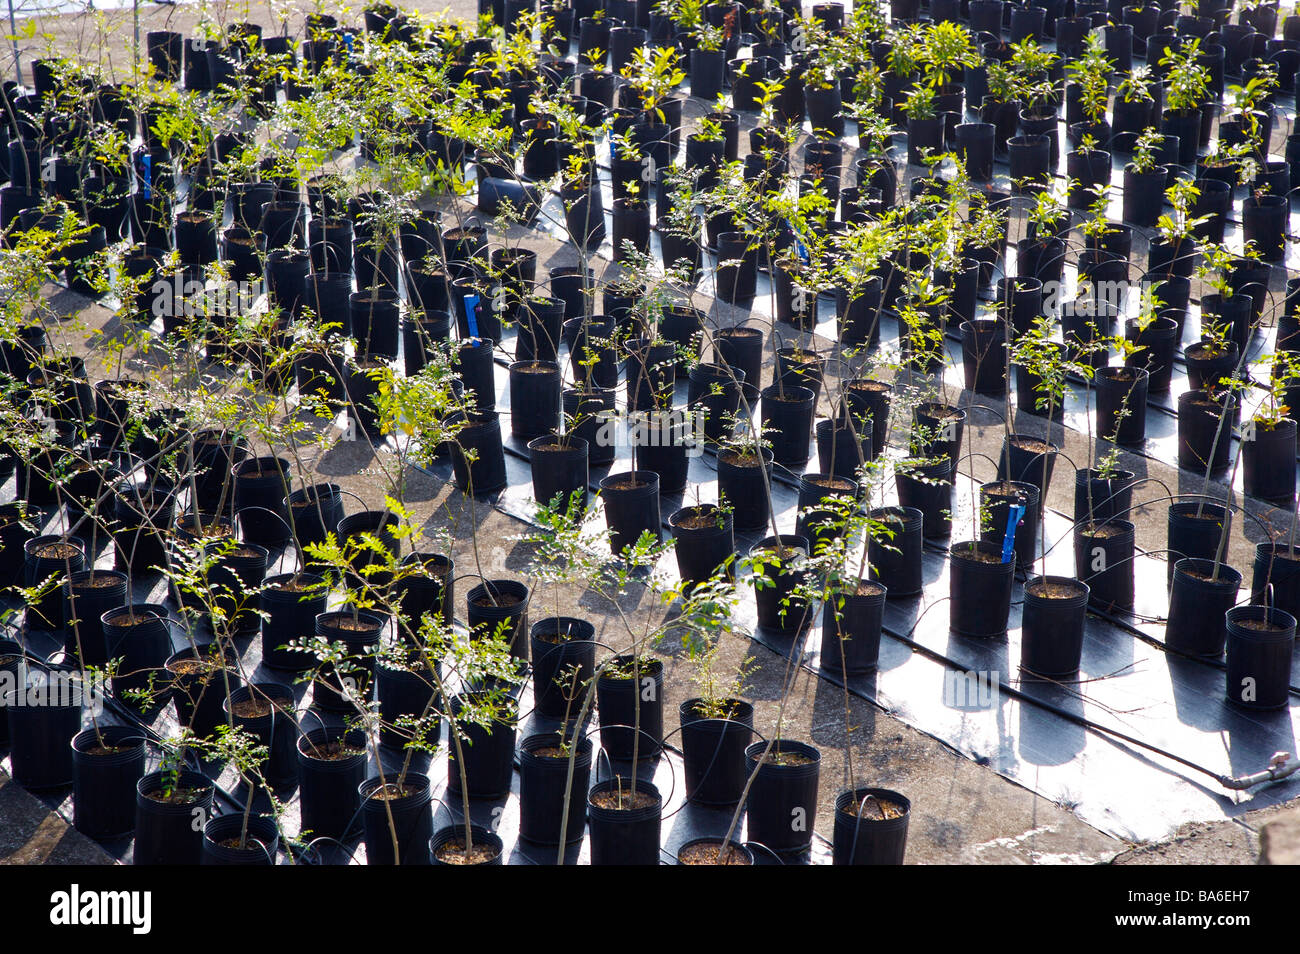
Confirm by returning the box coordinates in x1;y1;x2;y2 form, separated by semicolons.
1002;503;1025;563
141;153;152;200
463;293;480;342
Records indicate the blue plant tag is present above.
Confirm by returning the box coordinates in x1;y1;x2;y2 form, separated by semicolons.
342;33;354;58
1002;503;1025;564
141;153;152;200
463;294;481;342
787;219;808;263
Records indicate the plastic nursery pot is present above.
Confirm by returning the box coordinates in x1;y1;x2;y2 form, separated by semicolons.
529;436;589;515
1242;418;1297;505
3;672;83;789
103;603;173;700
71;725;146;839
224;682;299;790
679;697;755;806
1168;502;1229;584
911;400;965;463
564;387;617;468
446;688;518;800
1252;544;1300;621
134;770;215;865
833;787;910;865
979;481;1041;576
817;580;886;676
1167;559;1242;658
896;457;955;541
1073;519;1137;612
688;363;744;446
1224;606;1296;711
311;610;385;712
530;616;597;720
518;732;594;847
600;471;662;556
635;411;692;494
393;553;455;637
1073;468;1137;525
286;483;345;556
676;837;754;865
1185;341;1239;393
816;416;872;482
451;410;508;495
959;319;1008;395
587;777;663;866
431;824;504;865
231;455;292;546
949;540;1016;638
297;727;368;842
749;535;813;636
167;647;238;738
760;384;816;465
839;379;891;460
261;572;329;671
997;435;1057;515
596;655;665;761
466;579;531;660
717;446;775;532
509;360;562;440
201;813;280;865
744;740;821;855
1095;366;1149;446
868;506;924;597
1020;577;1091;677
670;504;735;587
359;773;433;865
61;569;129;668
23;535;86;631
714;325;764;399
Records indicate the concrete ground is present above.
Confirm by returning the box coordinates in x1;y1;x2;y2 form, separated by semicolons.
2;0;1297;864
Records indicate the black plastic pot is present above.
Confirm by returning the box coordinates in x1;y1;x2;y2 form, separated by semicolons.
201;813;279;865
596;655;664;761
744;740;821;855
1020;576;1090;676
815;416;872;483
71;725;146;839
761;385;815;465
1243;194;1287;262
232;455;292;546
1243;418;1297;504
715;326;764;399
1224;606;1295;710
955;122;995;182
134;770;214;865
1008;134;1051;192
359;773;433;865
1252;544;1300;621
670;504;735;587
286;484;344;559
1122;165;1168;226
528;436;589;515
104;603;172;700
717;446;774;532
297;727;368;841
587;777;662;865
749;534;813;635
1074;519;1137;612
600;471;662;555
688;363;744;446
1095;367;1149;446
451;411;508;495
820;580;886;674
1178;388;1234;476
907;116;944;166
896;457;955;540
1125;315;1179;393
24;535;85;631
680;697;754;806
166;646;237;738
466;579;531;660
4;670;82;789
376;654;441;752
447;688;518;800
60;569;128;668
311;609;384;712
430;824;503;865
980;481;1041;576
225;682;298;790
1167;558;1242;658
833;787;910;865
997;436;1057;514
949;540;1016;638
530;616;597;720
508;360;562;440
518;733;593;847
866;505;923;598
1072;468;1135;527
960;318;1007;395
